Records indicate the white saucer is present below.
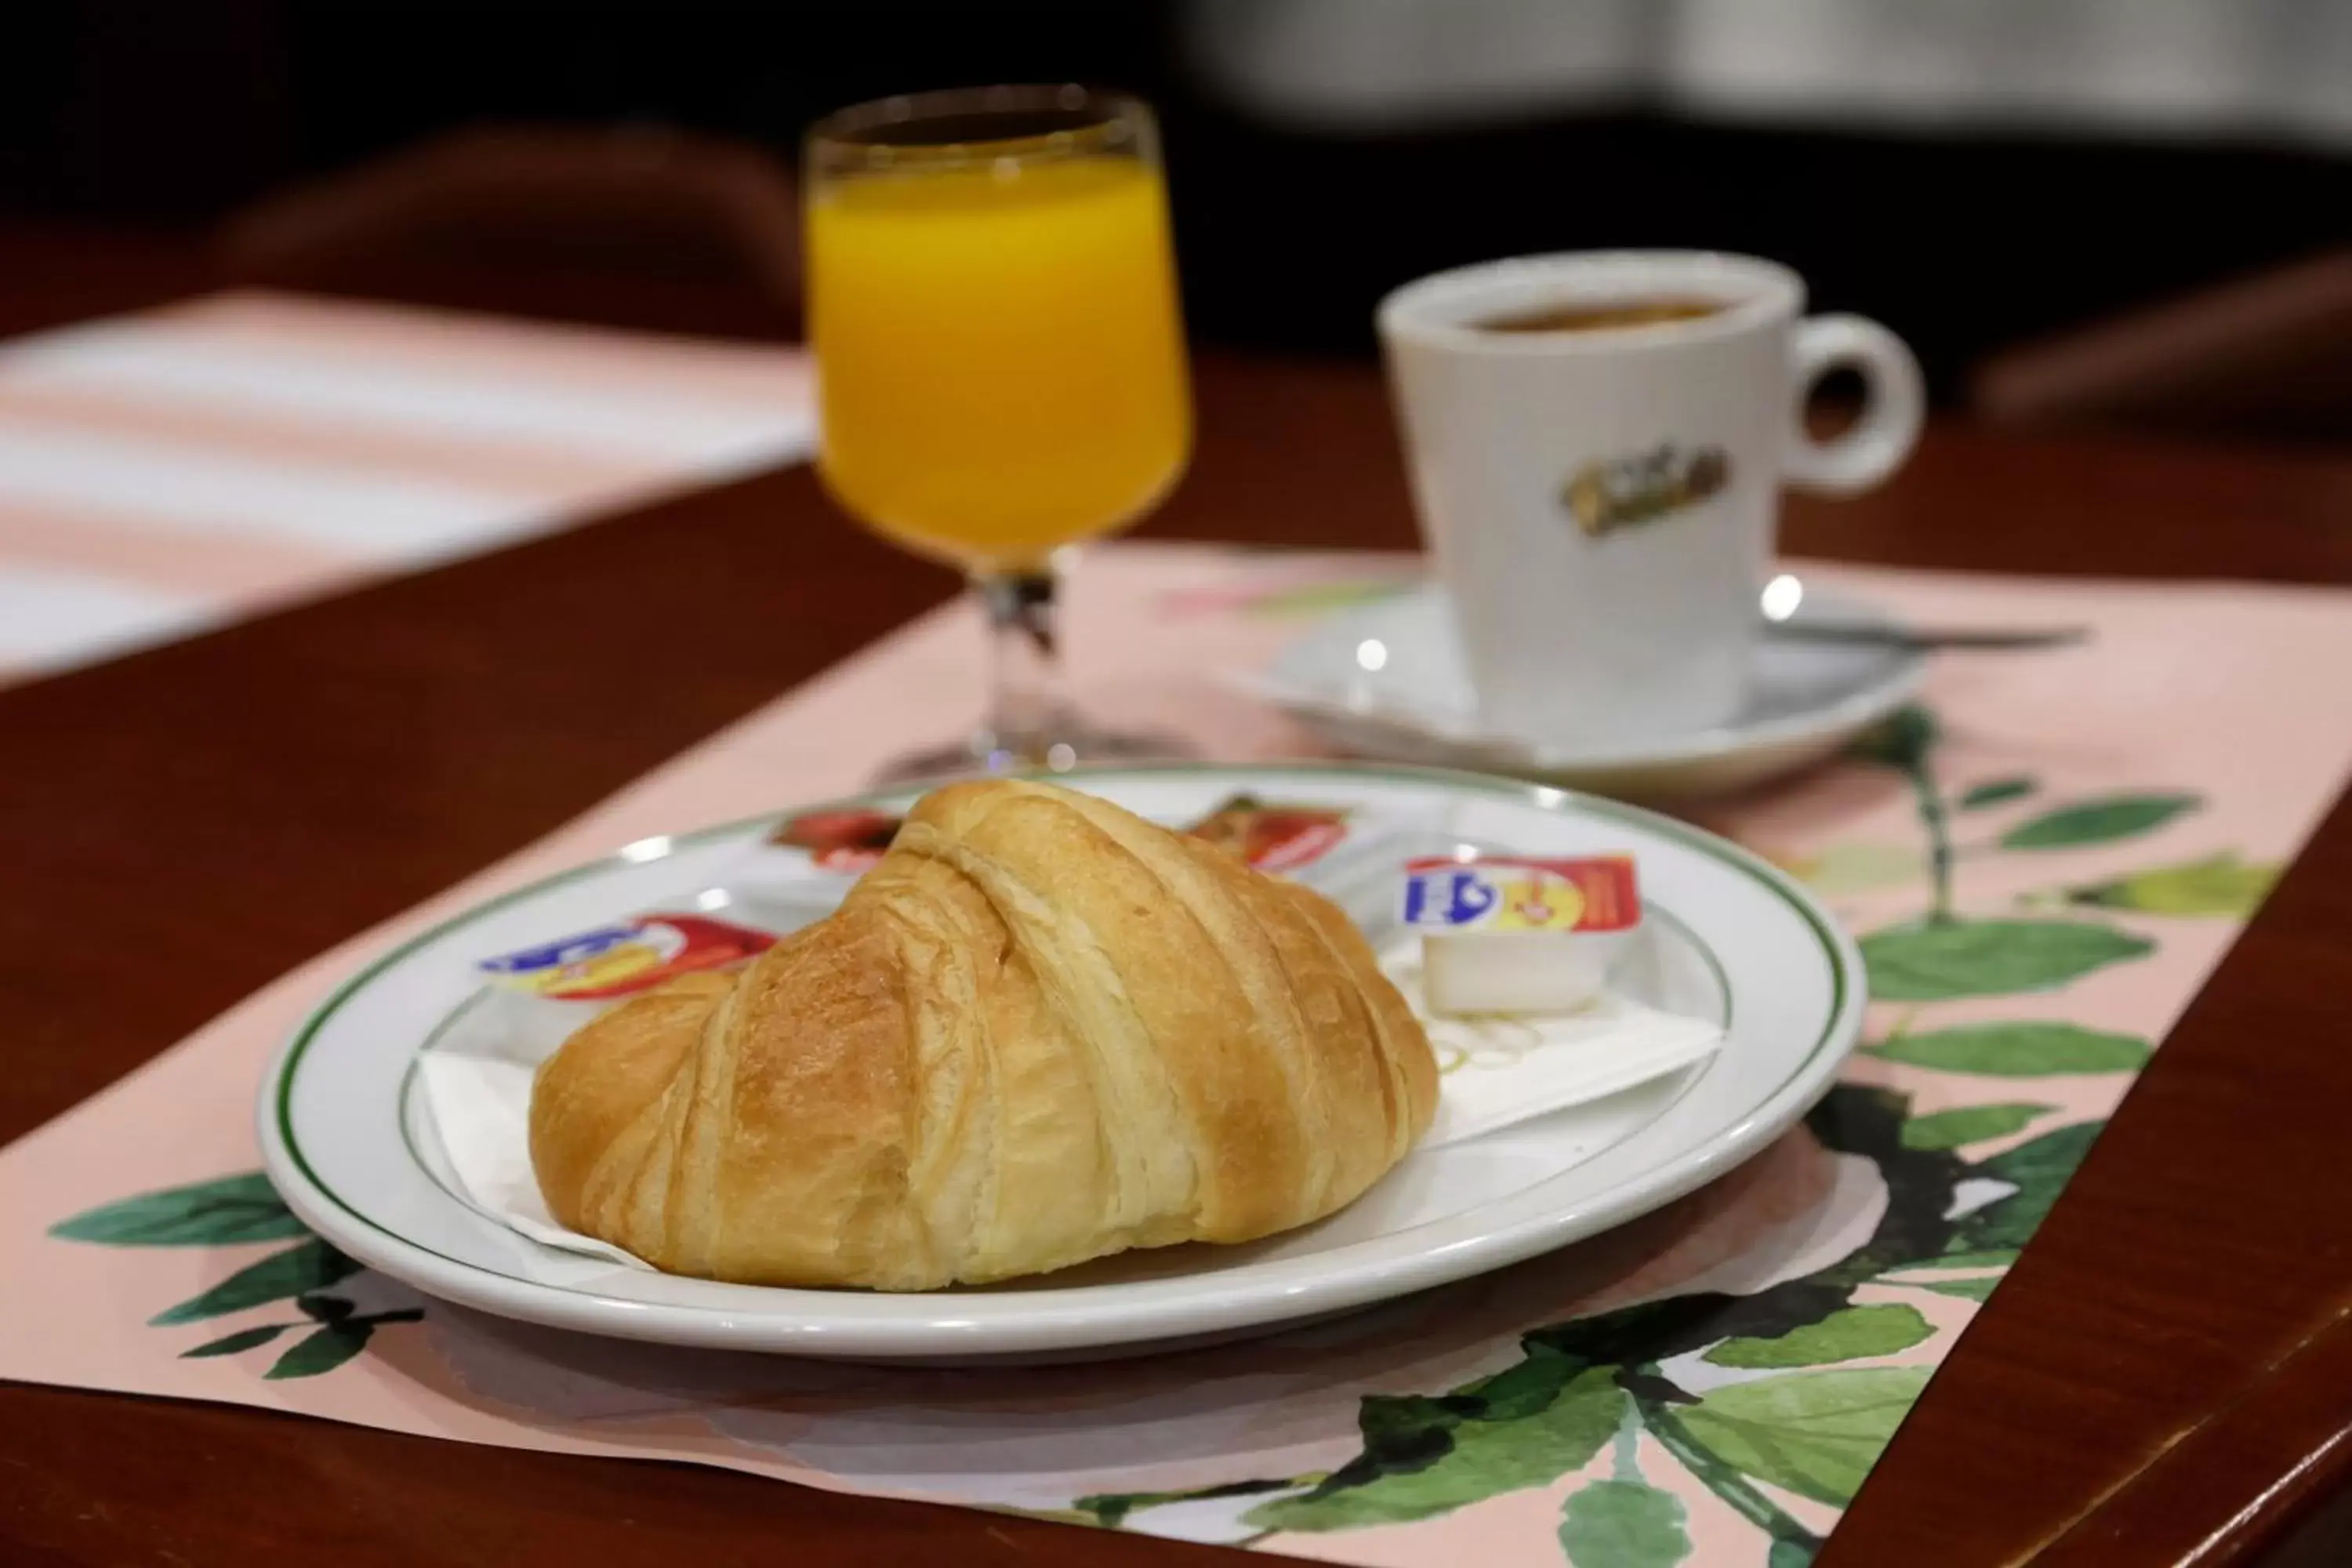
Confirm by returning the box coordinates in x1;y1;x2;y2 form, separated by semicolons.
259;764;1861;1363
1246;583;1926;799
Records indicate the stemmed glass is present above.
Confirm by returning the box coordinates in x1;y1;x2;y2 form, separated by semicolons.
805;85;1192;776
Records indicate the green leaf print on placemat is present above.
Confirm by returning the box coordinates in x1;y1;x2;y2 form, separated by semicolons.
1958;776;2036;810
263;1298;423;1380
2000;793;2200;851
149;1236;362;1325
1898;1104;2052;1151
50;1171;423;1379
48;1171;307;1247
2067;853;2278;917
183;1323;296;1359
1860;920;2152;1000
1673;1367;1933;1508
1559;1479;1690;1568
1865;1022;2151;1076
1704;1305;1932;1370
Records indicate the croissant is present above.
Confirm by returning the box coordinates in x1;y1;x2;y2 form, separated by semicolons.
528;779;1438;1289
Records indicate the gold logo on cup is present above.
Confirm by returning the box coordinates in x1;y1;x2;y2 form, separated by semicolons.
1563;444;1730;537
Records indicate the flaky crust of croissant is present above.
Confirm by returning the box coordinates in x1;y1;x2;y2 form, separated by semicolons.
528;779;1438;1289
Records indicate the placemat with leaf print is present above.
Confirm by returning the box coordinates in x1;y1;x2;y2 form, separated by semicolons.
8;545;2350;1568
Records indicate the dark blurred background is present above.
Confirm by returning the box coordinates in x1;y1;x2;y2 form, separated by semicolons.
6;1;2348;432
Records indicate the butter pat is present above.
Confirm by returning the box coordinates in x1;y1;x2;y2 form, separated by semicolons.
1400;855;1640;1015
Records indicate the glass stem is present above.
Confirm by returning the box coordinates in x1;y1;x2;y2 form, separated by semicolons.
976;567;1072;764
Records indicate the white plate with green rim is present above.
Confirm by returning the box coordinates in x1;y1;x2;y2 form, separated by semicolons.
259;763;1862;1363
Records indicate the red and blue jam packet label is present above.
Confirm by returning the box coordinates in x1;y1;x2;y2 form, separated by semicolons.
478;913;775;1001
1185;795;1352;873
766;808;905;873
1399;855;1641;934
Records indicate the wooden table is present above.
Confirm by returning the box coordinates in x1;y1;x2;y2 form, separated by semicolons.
8;248;2352;1567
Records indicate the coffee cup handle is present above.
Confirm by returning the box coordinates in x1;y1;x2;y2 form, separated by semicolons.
1784;315;1925;496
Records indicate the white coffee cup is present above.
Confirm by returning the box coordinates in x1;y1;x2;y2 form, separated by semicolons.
1377;251;1922;744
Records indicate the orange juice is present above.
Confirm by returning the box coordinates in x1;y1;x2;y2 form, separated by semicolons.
809;157;1190;568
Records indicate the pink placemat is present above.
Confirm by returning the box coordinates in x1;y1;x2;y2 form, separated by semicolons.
0;290;811;681
8;543;2352;1567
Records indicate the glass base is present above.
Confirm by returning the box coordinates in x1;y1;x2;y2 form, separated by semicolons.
873;720;1190;786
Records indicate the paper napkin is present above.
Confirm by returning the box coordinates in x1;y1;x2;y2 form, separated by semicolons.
1383;952;1725;1149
